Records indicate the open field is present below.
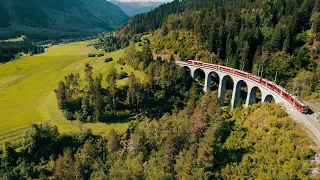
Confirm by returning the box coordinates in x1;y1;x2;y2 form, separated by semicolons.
0;41;144;144
0;35;25;42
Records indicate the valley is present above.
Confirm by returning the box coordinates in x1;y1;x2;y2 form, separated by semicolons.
1;0;320;179
0;41;144;144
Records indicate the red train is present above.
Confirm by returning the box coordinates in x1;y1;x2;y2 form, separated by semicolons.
187;60;309;113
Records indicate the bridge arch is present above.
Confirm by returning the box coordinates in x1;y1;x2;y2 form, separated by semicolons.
246;86;262;106
181;65;197;78
219;75;234;106
231;79;248;108
193;68;205;83
183;66;191;74
204;70;220;92
264;94;275;103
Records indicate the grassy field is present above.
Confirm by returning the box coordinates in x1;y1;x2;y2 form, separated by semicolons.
0;35;25;42
0;41;144;144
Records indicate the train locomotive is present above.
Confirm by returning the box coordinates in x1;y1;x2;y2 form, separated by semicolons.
187;60;309;113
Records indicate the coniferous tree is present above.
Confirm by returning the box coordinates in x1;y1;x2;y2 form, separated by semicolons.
55;81;68;109
108;129;121;153
142;44;153;69
107;68;118;113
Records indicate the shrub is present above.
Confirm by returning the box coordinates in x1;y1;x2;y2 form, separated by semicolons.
105;57;113;63
115;110;131;119
63;110;75;120
97;53;104;57
118;58;126;65
118;72;128;79
88;54;96;58
311;92;319;99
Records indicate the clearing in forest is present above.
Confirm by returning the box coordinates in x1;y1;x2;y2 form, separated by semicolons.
0;41;144;143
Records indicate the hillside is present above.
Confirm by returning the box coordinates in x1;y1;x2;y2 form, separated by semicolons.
112;0;320;102
0;0;130;41
119;0;220;35
0;0;319;179
0;41;145;144
109;1;163;16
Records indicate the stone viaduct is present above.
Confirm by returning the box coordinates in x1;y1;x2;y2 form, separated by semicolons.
176;61;284;109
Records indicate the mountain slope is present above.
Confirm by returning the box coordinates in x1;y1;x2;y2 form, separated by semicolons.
0;0;130;40
109;1;164;16
119;0;221;35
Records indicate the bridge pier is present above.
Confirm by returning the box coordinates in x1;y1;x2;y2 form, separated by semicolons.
203;71;211;92
218;75;227;106
231;79;242;109
187;66;197;78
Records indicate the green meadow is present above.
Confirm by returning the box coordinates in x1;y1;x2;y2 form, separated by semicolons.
0;41;144;144
0;35;25;42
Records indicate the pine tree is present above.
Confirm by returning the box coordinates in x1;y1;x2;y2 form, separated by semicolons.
107;68;118;113
161;23;169;36
197;122;220;172
226;33;234;60
270;23;283;51
208;25;216;53
142;44;153;68
92;75;104;122
282;28;291;53
108;129;121;153
54;150;75;179
55;81;68;109
125;41;137;64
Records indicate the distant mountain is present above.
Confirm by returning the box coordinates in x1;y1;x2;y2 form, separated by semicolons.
0;0;130;40
109;1;164;16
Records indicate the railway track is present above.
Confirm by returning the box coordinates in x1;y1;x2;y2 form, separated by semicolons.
304;114;320;132
303;114;320;147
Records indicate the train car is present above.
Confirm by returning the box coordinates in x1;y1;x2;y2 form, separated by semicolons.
248;74;261;83
280;90;289;100
219;66;234;73
202;63;210;68
210;64;219;69
261;79;268;86
266;81;275;91
202;63;218;69
234;70;249;78
292;95;309;113
187;60;203;66
273;85;282;95
193;61;203;66
288;94;298;106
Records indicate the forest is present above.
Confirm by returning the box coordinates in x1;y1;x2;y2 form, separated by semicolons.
0;0;129;41
94;33;143;53
0;97;315;179
1;0;319;179
120;0;223;35
113;0;320;100
55;42;196;123
0;40;44;63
